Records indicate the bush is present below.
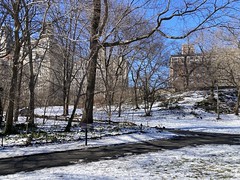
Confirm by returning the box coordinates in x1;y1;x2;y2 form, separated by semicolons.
195;98;217;112
168;104;181;110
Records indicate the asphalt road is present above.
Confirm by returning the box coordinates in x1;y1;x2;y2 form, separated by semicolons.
1;129;240;176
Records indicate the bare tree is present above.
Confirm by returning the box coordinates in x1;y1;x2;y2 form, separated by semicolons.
0;0;50;134
51;0;88;116
0;1;23;134
0;8;12;126
81;0;238;124
97;46;129;122
129;44;145;109
135;36;169;116
221;14;240;115
25;1;51;126
219;48;240;115
65;69;87;132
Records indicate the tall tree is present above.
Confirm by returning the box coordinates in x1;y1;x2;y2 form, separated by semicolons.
137;37;169;116
1;0;50;134
81;0;102;124
50;0;85;116
82;0;238;124
97;46;129;122
24;0;50;126
1;1;22;134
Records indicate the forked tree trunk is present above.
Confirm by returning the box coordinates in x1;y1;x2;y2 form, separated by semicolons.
65;74;86;131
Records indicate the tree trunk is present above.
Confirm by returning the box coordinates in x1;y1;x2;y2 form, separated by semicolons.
63;52;75;116
118;88;124;117
4;51;20;134
131;69;140;109
63;95;69;116
63;53;70;116
81;0;101;124
14;60;23;122
65;74;86;132
25;8;36;126
4;14;21;134
63;79;69;116
28;71;35;126
183;56;189;91
210;84;215;100
118;100;122;117
235;89;240;116
134;83;140;109
0;87;3;127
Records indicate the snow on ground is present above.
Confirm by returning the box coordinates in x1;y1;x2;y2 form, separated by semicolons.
2;144;240;180
0;129;174;159
97;91;240;134
1;90;240;179
32;90;240;135
34;106;83;117
1;90;240;157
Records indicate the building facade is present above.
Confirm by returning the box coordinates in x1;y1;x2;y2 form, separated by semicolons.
0;24;129;109
169;44;240;91
169;44;211;91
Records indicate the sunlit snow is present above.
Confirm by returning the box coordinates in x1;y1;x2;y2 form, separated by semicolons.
1;90;240;179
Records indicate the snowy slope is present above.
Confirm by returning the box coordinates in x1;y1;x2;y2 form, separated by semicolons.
1;90;240;179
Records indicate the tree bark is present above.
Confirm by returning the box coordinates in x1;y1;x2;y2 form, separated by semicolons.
4;4;21;134
63;59;69;116
4;49;20;134
28;52;36;126
13;60;23;122
0;87;3;126
63;51;71;116
235;89;240;115
25;2;36;126
131;69;140;109
81;0;101;124
65;74;86;131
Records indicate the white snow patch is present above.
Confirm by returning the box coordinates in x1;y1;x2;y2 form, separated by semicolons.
2;144;240;180
1;90;240;179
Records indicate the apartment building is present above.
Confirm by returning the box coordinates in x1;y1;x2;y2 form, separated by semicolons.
0;24;129;108
169;44;213;91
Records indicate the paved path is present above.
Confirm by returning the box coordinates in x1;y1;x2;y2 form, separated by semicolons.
1;129;240;176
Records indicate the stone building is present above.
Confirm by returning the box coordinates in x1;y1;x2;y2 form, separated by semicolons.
0;24;129;108
169;44;240;91
169;44;211;91
31;25;64;106
0;24;65;107
0;26;12;57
